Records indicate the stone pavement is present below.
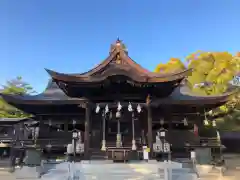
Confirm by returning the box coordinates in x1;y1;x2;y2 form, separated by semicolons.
0;158;239;180
40;160;198;180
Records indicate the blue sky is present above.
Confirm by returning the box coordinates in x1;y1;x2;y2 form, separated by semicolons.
0;0;239;93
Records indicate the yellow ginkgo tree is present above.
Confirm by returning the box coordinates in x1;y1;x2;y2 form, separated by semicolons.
155;51;240;131
155;52;240;94
154;58;186;73
186;51;237;95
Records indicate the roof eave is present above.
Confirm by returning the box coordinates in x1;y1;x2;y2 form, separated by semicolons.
46;68;191;84
0;93;87;105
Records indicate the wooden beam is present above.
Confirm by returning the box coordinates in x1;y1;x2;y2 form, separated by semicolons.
37;113;85;116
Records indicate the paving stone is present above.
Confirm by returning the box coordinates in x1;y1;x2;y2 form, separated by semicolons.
39;161;198;180
14;166;41;179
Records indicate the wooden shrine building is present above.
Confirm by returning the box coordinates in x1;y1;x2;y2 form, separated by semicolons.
0;39;235;162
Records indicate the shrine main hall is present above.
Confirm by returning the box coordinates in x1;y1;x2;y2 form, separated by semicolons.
1;39;234;162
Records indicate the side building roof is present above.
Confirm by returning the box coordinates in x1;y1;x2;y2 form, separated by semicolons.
0;80;87;115
0;80;86;105
0;117;34;125
151;84;238;113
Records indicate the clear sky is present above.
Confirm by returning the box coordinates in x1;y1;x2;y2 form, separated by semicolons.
0;0;239;93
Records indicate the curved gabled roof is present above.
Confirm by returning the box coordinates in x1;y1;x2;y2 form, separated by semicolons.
45;40;192;83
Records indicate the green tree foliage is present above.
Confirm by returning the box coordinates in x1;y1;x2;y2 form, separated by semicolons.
155;52;240;131
0;76;36;118
155;52;239;97
186;51;239;95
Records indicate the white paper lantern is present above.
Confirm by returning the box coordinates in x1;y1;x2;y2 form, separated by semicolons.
95;104;100;113
117;102;122;111
72;119;76;125
137;104;141;113
128;102;133;112
105;104;109;113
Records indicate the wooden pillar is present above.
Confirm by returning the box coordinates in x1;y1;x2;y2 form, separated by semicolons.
64;120;68;132
165;109;172;131
84;102;91;159
36;116;44;145
146;95;153;158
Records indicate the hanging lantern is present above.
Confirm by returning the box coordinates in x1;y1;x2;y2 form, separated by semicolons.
160;119;164;125
128;102;133;112
204;119;209;126
117;102;122;112
208;110;213;115
72;119;76;126
105;104;109;114
137;104;141;113
116;111;121;118
212;120;216;127
183;118;188;126
96;104;100;113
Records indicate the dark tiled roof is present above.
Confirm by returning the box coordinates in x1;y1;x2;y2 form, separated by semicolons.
151;84;238;105
21;80;79;100
0;117;34;124
0;79;238;106
0;80;86;103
